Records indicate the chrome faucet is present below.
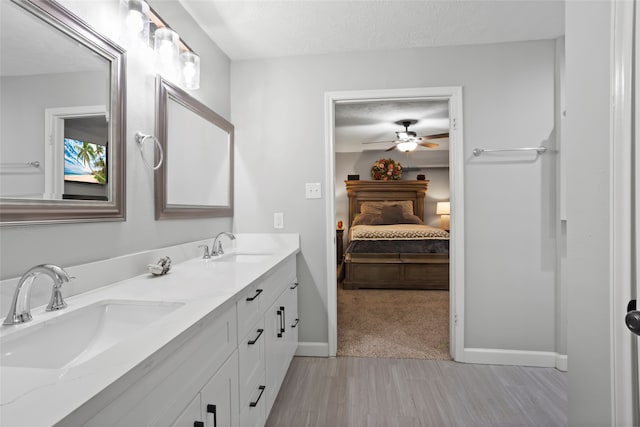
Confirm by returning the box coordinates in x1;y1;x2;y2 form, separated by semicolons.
3;264;71;325
211;232;236;256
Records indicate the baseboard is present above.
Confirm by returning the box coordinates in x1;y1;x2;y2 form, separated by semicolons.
555;353;568;371
463;348;568;370
296;341;329;357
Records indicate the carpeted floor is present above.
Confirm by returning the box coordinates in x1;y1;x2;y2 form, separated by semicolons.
337;282;451;360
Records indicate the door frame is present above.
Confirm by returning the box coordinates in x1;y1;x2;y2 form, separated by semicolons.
324;86;465;360
610;0;638;424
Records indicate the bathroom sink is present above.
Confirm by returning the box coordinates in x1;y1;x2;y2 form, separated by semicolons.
211;253;270;263
0;299;183;370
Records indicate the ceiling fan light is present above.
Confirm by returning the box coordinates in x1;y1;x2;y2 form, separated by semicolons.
397;141;418;152
397;131;409;140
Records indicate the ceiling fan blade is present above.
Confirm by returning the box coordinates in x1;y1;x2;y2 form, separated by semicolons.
419;142;439;149
385;145;397;152
418;132;449;140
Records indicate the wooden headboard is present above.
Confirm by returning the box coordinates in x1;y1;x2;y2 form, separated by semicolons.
344;180;429;227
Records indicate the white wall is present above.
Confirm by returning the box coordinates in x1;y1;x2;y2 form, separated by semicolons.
0;0;232;280
232;40;560;354
565;1;612;424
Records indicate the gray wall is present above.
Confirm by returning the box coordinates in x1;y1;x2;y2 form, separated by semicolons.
0;0;232;279
565;1;612;424
231;39;560;353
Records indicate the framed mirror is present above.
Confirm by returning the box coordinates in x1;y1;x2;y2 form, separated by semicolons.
155;76;234;220
0;0;126;225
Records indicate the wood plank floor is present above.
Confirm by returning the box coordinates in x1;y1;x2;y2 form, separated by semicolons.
266;357;567;427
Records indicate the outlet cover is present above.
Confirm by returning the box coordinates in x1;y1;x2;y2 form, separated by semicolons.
274;212;284;229
305;183;322;199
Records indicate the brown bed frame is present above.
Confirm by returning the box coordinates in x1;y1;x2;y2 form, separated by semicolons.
342;180;449;290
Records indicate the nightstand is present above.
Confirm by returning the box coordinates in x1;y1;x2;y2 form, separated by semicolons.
336;229;344;265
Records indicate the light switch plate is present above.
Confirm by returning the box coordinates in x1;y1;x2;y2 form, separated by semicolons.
305;183;322;199
274;212;284;229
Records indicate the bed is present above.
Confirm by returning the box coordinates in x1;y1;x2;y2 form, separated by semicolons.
341;180;449;290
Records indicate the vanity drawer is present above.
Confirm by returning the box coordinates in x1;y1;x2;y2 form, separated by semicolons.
239;317;265;407
237;282;265;340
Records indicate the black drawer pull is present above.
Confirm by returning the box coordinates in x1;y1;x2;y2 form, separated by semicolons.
277;309;283;338
207;404;217;427
194;422;204;427
249;385;266;407
246;288;263;301
248;328;264;345
290;282;299;290
291;318;299;328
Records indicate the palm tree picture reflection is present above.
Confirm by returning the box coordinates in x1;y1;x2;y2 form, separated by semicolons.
64;138;107;184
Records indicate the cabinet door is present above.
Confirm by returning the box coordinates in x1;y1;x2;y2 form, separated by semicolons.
171;394;202;427
200;351;240;427
285;282;299;358
264;290;288;413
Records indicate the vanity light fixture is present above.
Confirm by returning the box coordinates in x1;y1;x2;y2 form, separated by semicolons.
122;0;150;47
154;27;180;78
180;51;201;90
122;0;200;90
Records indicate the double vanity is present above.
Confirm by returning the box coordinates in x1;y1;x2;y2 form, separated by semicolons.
0;233;300;426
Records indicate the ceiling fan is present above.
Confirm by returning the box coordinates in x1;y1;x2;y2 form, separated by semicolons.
362;120;449;152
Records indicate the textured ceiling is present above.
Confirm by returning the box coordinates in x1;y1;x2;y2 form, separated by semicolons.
335;99;450;153
178;0;564;157
178;0;565;61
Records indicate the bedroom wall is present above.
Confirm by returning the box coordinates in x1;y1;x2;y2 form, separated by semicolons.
231;39;560;357
0;0;232;280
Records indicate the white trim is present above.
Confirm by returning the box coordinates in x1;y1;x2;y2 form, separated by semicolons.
555;354;568;372
295;342;329;357
324;87;465;362
464;348;567;369
609;1;636;425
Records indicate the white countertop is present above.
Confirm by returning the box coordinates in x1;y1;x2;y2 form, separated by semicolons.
0;233;300;426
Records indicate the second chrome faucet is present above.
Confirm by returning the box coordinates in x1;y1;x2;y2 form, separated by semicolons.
199;232;236;259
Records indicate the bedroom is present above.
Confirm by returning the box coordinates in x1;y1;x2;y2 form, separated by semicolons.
334;99;452;358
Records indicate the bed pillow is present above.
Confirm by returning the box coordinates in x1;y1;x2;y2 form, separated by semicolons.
360;200;414;216
381;205;424;225
352;213;384;226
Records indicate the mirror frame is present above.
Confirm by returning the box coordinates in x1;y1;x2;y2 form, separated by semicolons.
155;76;234;220
0;0;126;226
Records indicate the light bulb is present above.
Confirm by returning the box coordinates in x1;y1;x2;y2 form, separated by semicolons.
180;51;200;89
396;141;418;152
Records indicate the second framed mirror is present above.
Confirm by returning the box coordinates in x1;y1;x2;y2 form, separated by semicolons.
155;76;234;220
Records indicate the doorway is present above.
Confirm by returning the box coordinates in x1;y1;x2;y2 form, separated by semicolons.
323;87;465;361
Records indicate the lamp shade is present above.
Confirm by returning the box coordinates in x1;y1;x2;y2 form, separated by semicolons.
396;141;418;152
436;202;450;215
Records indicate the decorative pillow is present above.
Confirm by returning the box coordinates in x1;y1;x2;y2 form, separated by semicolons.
352;213;384;226
381;205;424;225
360;200;414;216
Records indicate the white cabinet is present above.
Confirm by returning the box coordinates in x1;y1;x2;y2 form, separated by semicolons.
172;351;239;427
76;255;298;427
265;281;298;413
237;256;298;426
